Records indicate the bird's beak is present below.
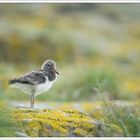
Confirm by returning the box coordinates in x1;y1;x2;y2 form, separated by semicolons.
54;69;59;75
54;70;59;75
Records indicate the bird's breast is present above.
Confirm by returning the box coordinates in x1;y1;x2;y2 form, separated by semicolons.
35;77;54;96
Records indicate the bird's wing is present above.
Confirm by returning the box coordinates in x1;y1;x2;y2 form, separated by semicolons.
10;70;46;85
25;71;46;85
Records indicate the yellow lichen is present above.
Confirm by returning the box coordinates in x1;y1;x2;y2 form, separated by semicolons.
73;128;89;136
12;106;124;137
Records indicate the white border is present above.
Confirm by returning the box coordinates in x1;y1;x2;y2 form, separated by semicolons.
0;138;140;139
0;1;139;139
1;138;140;139
0;0;139;3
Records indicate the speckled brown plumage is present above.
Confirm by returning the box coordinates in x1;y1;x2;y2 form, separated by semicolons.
9;60;59;108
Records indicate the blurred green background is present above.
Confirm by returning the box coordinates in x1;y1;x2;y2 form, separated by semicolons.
0;3;140;137
0;4;139;102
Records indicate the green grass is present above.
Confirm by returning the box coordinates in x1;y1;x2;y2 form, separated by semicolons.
103;103;140;137
0;89;18;137
37;66;127;101
0;103;18;137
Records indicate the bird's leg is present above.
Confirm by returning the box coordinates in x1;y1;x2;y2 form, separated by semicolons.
29;91;35;109
29;94;34;109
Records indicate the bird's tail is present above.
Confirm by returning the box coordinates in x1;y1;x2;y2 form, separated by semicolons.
9;79;18;85
8;79;19;88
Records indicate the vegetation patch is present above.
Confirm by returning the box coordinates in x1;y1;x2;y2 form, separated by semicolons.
12;107;123;137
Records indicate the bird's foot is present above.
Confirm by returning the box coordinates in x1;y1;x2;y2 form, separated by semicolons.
16;106;34;110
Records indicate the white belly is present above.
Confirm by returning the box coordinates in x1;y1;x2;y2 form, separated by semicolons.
35;80;53;96
35;76;58;96
10;76;57;96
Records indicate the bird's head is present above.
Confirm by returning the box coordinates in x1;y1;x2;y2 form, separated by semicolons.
42;60;59;75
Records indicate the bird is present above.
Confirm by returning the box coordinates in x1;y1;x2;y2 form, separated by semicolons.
9;60;59;109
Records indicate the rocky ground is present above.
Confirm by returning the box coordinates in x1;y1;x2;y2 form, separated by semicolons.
12;107;122;137
11;101;139;137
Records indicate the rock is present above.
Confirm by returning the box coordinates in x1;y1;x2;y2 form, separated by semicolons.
12;107;123;137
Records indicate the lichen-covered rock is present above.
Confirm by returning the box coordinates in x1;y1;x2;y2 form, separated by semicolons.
12;107;123;137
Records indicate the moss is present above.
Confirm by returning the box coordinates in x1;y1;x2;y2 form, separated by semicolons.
12;107;123;137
